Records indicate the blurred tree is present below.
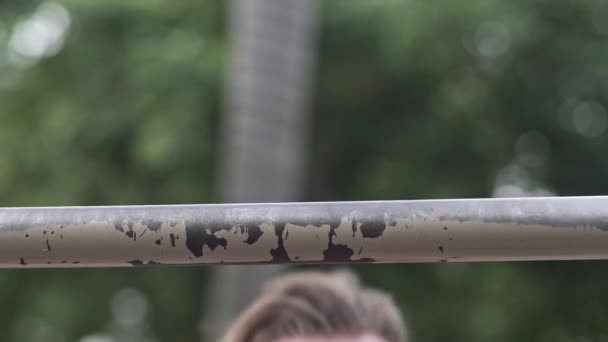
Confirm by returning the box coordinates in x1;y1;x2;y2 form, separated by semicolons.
0;1;224;342
202;0;317;340
312;1;608;342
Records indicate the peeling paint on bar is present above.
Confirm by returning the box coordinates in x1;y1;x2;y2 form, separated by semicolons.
1;196;608;268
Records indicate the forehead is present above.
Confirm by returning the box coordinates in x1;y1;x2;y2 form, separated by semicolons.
275;334;388;342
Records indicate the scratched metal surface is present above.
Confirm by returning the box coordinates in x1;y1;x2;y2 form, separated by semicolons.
1;196;608;268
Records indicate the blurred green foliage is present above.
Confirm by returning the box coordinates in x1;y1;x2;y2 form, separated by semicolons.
1;0;608;341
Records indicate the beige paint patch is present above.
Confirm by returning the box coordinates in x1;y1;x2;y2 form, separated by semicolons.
283;223;331;261
351;218;608;262
0;221;201;267
3;204;608;267
201;223;277;263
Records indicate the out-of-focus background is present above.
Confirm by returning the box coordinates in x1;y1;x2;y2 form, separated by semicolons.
1;0;608;341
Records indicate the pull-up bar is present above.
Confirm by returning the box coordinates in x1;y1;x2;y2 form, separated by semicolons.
1;196;607;268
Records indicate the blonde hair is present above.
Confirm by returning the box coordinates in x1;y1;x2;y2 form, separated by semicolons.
220;270;407;342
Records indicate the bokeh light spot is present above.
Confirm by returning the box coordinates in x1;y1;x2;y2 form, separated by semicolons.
572;101;607;137
7;2;70;67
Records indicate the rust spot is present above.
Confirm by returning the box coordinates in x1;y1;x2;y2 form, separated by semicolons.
143;219;162;231
185;223;228;257
270;224;290;262
114;223;124;233
19;257;26;265
129;259;144;266
360;221;386;238
243;224;263;244
323;225;353;262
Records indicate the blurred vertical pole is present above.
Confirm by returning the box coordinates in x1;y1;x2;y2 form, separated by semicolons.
201;0;318;341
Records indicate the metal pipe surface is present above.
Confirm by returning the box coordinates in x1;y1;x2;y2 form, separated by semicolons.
1;196;608;268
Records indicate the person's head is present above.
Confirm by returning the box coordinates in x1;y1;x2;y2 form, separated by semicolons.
220;269;408;342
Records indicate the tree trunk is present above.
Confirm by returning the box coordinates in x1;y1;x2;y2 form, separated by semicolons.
201;0;318;341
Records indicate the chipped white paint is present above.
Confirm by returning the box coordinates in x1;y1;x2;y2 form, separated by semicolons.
283;223;331;261
205;223;277;263
0;196;607;267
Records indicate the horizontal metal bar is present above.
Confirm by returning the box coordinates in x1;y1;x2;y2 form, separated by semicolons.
1;196;608;268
